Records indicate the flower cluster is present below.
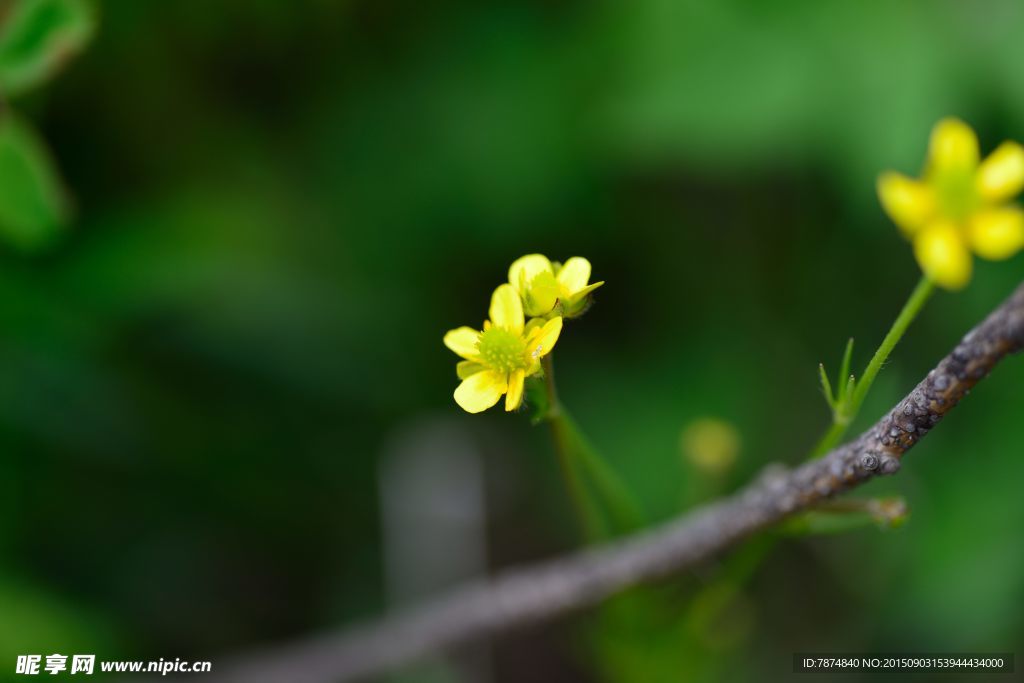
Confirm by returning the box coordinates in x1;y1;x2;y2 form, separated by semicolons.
878;117;1024;289
443;255;603;413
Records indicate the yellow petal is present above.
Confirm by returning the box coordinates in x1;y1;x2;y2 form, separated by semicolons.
525;316;562;361
523;271;559;316
454;370;507;413
505;369;525;411
977;141;1024;202
877;172;935;236
928;117;979;174
508;254;554;293
443;327;481;360
913;222;972;290
968;207;1024;260
489;284;524;334
523;317;545;334
556;257;592;294
456;360;485;380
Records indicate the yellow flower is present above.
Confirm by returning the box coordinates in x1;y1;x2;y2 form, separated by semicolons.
878;117;1024;289
508;254;605;318
443;284;563;413
680;417;740;476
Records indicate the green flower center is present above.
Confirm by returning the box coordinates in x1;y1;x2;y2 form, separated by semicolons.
477;327;527;372
931;168;979;221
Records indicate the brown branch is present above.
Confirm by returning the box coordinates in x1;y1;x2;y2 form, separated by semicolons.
210;281;1024;683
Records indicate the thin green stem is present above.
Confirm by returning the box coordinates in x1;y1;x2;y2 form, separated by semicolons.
543;355;605;541
560;411;644;530
542;354;643;538
550;413;607;542
808;275;934;458
541;353;560;416
807;420;848;459
847;276;934;417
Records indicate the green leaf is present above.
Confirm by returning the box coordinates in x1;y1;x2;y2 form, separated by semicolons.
0;575;117;662
817;363;835;409
0;0;96;97
843;374;856;404
0;110;69;250
837;338;854;401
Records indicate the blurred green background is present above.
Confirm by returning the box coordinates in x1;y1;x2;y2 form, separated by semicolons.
2;0;1023;681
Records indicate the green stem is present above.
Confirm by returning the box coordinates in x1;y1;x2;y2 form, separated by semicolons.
542;354;642;538
542;354;605;541
847;276;934;417
807;420;848;459
560;411;644;531
808;275;934;458
550;411;607;542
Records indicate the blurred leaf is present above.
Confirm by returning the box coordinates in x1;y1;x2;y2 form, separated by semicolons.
779;497;909;535
0;576;116;661
0;110;68;250
0;0;95;97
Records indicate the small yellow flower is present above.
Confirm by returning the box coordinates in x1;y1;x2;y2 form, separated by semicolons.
508;254;605;318
878;117;1024;289
680;417;740;475
444;284;563;413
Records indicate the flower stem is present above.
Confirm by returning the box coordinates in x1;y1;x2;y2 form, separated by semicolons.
848;276;934;416
808;275;934;458
550;416;607;542
807;420;848;459
542;354;643;539
560;410;644;530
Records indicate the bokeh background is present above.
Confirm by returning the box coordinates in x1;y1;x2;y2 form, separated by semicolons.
2;1;1023;681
